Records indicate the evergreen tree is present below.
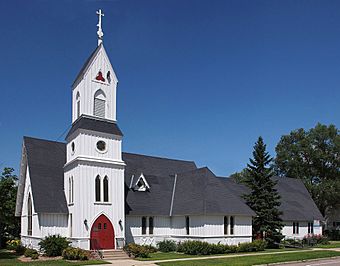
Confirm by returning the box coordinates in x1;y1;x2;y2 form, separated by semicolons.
0;167;20;248
243;137;283;247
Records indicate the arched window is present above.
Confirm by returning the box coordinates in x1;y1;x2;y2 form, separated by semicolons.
68;177;71;203
224;216;229;235
186;216;190;235
103;176;109;202
93;89;106;118
76;92;81;118
71;177;74;203
95;175;101;202
27;193;32;236
68;177;74;204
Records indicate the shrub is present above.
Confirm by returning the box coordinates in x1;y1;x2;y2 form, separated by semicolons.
157;240;177;252
303;234;329;246
62;247;89;261
6;239;21;250
281;238;303;248
24;248;39;258
31;253;39;260
325;230;340;241
226;244;238;253
15;244;26;255
238;242;256;252
123;243;151;258
252;239;267;251
38;235;70;257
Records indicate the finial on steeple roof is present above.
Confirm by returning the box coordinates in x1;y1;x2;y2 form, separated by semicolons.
96;9;104;46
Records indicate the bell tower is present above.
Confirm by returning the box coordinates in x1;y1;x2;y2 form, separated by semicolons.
64;9;126;250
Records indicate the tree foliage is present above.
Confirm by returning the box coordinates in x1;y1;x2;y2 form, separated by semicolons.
275;123;340;217
243;137;283;247
0;167;20;247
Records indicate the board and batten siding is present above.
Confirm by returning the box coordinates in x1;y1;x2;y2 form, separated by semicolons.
20;166;68;249
65;161;125;250
282;221;322;239
126;215;252;246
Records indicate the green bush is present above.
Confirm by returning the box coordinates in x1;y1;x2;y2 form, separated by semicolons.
24;248;39;258
226;244;238;253
252;239;267;251
123;243;151;258
31;253;39;260
325;230;340;241
62;247;89;260
176;240;266;255
281;238;303;248
15;244;26;255
157;240;177;252
238;242;256;252
38;235;70;257
303;234;329;246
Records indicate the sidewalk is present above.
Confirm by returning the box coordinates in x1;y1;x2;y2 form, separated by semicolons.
91;248;340;266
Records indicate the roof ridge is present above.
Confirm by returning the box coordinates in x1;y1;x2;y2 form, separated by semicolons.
122;152;196;164
24;136;65;145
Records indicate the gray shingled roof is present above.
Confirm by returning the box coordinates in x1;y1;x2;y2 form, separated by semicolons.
171;168;256;216
72;44;102;87
223;177;324;221
21;137;68;214
123;152;197;216
66;115;123;140
15;137;323;221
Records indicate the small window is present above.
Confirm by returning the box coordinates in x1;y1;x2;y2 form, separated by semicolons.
224;216;229;235
98;223;102;230
95;176;101;202
104;223;107;229
186;216;190;235
27;194;32;236
71;142;75;153
96;140;106;152
142;217;147;235
103;176;109;202
293;222;299;234
230;216;234;235
149;217;154;235
308;222;314;234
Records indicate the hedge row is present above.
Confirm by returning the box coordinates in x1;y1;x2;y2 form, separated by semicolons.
124;239;267;258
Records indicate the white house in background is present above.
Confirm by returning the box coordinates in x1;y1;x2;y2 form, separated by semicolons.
15;10;323;251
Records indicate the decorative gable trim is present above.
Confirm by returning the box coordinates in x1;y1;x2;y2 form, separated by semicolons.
134;173;150;192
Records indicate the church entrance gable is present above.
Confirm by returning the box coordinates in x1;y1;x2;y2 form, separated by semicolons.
90;214;115;250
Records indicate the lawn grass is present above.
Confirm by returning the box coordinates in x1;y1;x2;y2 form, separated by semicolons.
317;241;340;248
0;249;107;266
157;250;340;266
136;247;310;261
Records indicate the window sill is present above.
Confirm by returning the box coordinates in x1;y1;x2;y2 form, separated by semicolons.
94;202;112;205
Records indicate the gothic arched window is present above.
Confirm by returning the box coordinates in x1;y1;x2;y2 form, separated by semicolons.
27;193;32;236
93;89;106;118
103;176;109;202
76;92;81;118
95;175;101;202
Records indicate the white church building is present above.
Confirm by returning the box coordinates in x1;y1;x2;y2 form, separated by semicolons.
15;10;323;251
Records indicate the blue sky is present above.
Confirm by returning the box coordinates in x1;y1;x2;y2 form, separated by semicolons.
0;0;339;176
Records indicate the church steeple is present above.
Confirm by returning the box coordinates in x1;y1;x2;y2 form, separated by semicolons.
71;9;118;123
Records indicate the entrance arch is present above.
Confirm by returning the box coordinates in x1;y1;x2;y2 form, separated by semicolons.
90;214;115;250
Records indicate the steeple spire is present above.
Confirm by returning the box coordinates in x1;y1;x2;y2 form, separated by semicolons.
96;9;104;46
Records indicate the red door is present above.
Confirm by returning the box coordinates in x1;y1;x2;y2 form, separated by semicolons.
90;214;115;250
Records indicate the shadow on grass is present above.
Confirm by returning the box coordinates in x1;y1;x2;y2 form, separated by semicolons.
0;250;20;260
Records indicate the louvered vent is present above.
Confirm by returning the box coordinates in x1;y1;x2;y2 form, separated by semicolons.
94;98;105;118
